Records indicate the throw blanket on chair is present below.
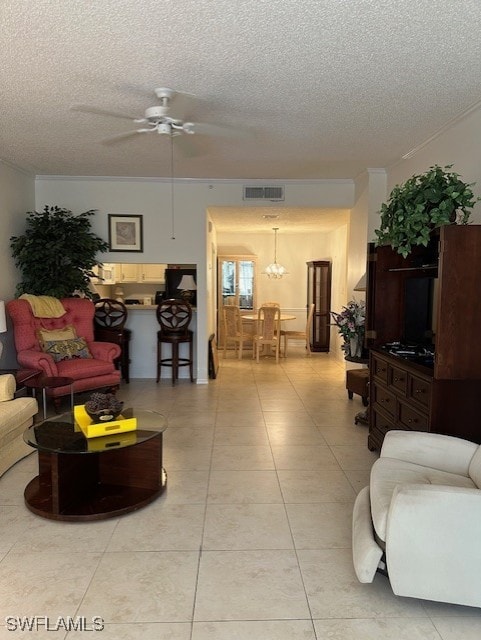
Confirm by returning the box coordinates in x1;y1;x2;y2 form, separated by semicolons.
19;294;66;318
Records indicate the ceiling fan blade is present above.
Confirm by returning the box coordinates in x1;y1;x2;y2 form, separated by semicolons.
101;130;147;145
173;134;204;158
191;121;252;139
71;104;139;121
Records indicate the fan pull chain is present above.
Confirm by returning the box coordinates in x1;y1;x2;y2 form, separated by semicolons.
170;134;176;240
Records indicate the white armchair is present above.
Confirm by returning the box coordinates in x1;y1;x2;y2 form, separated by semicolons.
352;429;481;608
0;374;38;476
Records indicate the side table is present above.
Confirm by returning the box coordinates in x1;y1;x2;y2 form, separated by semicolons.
0;369;42;396
24;375;74;420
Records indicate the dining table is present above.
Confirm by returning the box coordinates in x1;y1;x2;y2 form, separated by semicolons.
240;313;297;322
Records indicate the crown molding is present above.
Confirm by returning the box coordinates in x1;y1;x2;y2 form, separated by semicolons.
0;159;35;177
34;174;354;186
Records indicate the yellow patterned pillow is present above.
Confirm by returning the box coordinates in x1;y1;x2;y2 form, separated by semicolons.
41;337;92;362
38;325;77;346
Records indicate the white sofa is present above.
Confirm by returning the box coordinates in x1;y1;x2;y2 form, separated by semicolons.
353;429;481;608
0;374;38;477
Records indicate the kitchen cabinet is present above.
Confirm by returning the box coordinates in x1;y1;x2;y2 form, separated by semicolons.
117;264;139;283
367;225;481;449
115;264;167;284
91;263;116;285
139;264;166;283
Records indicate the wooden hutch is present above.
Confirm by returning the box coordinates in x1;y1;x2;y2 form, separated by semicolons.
306;260;331;352
366;225;481;450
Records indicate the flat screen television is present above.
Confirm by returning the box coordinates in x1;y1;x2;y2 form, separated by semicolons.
402;276;437;345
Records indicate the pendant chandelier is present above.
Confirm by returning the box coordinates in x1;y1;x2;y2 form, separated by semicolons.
264;227;288;279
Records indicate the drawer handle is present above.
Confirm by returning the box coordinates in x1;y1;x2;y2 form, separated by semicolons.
407;418;419;424
381;398;390;403
394;377;404;382
414;389;425;394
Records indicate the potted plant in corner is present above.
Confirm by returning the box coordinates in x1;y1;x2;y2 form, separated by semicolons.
374;164;478;258
10;205;109;298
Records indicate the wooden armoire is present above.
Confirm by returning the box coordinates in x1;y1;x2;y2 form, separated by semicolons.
366;225;481;450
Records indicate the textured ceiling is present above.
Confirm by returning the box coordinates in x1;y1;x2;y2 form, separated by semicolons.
208;206;350;233
3;0;481;186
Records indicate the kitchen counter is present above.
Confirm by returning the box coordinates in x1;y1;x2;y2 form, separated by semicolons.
124;304;158;310
123;305;197;379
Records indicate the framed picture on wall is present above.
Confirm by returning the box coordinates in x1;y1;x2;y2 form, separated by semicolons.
108;214;143;252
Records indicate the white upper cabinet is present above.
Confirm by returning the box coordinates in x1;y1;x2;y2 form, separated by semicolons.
117;264;140;283
114;264;167;284
96;262;118;284
139;264;166;283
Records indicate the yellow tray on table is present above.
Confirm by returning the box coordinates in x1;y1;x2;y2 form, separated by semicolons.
74;404;137;438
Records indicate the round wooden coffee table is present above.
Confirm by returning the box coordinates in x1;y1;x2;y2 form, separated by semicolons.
23;408;167;521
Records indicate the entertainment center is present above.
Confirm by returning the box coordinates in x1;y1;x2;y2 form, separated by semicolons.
366;224;481;450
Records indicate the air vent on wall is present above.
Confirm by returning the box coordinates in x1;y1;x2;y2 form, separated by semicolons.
243;186;284;201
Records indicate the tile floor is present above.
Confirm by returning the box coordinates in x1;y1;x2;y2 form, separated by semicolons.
0;347;480;639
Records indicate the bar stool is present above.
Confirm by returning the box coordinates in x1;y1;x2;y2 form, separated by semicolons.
156;299;194;385
94;298;131;383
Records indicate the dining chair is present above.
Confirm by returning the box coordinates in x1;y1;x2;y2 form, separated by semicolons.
280;303;315;357
222;305;250;359
253;305;281;363
261;301;280;307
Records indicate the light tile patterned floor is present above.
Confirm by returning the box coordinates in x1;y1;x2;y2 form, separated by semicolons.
0;347;479;639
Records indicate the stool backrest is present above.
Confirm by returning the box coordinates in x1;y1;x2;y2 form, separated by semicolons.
94;298;128;330
156;299;192;333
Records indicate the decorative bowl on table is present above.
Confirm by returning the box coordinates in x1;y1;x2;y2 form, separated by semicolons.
84;392;124;423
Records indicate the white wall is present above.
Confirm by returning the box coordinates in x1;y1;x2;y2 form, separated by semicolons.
380;106;481;226
218;225;349;361
0;162;35;367
218;229;334;319
35;177;356;381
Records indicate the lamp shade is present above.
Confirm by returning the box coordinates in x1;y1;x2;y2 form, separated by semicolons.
178;275;197;290
354;273;367;292
0;301;6;334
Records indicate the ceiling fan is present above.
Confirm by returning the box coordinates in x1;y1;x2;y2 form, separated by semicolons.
71;87;245;152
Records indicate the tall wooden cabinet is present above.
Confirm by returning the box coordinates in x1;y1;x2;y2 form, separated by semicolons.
366;225;481;450
306;261;331;352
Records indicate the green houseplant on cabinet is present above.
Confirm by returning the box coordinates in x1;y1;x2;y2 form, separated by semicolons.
10;206;108;298
374;164;478;258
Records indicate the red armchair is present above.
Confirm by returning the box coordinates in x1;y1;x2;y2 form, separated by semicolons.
7;298;121;399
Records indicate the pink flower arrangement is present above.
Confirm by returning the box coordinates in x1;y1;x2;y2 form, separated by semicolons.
331;300;366;353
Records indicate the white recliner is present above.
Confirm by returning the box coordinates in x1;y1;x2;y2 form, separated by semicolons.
353;429;481;608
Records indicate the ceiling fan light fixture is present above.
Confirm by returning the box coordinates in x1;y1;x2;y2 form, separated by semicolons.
263;227;288;279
